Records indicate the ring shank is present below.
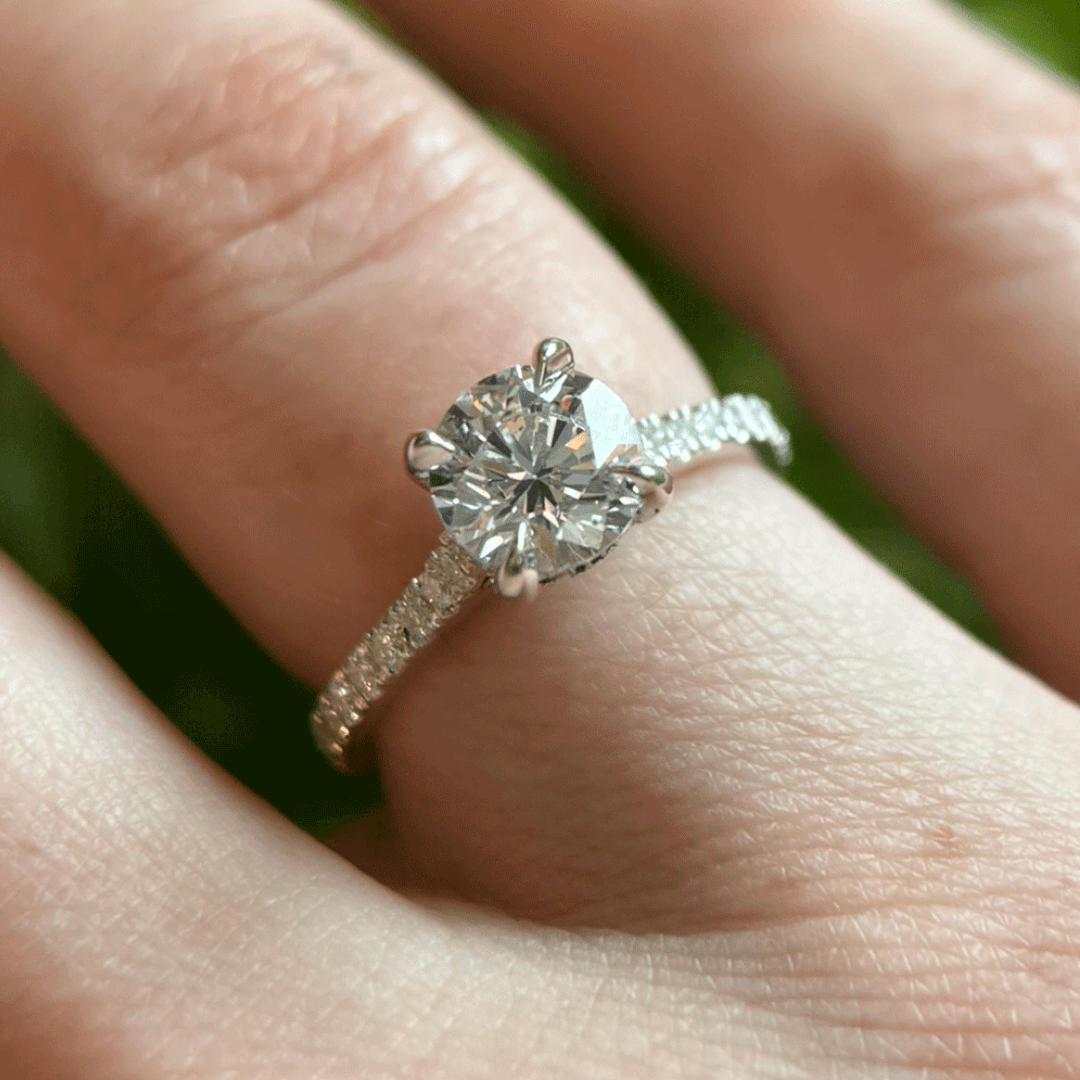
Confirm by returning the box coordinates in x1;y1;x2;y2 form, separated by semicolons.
637;393;791;469
311;393;789;771
311;535;485;771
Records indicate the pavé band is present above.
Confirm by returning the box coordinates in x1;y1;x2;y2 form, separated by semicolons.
312;382;790;773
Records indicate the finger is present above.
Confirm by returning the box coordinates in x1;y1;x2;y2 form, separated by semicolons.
341;463;1080;932
2;0;1079;953
0;552;471;1077
364;0;1080;697
2;561;1078;1080
0;0;707;686
4;554;790;1080
0;0;712;859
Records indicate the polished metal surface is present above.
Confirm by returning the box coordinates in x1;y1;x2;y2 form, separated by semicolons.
613;460;673;518
533;336;575;388
405;429;457;487
494;546;541;601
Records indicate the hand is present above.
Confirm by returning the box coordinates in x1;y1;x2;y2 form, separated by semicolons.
1;0;1079;1076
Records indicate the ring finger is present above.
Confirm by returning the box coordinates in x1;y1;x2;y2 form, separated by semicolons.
1;0;1078;949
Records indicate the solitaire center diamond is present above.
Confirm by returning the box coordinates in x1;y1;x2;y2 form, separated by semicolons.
430;365;646;581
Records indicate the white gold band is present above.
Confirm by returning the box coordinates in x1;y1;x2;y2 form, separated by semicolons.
637;393;791;469
312;393;789;772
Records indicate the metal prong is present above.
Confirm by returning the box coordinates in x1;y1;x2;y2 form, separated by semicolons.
533;337;574;388
494;546;540;601
613;461;673;519
772;435;793;469
405;430;457;488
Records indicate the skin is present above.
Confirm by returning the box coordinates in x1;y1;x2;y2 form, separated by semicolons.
0;0;1078;1075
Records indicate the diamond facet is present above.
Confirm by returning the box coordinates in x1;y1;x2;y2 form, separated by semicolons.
430;365;644;581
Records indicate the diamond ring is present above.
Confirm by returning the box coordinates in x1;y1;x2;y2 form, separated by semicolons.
312;338;791;772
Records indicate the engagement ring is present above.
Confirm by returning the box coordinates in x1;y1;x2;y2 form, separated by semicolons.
312;338;790;772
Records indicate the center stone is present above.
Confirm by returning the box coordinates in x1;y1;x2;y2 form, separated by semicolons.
429;365;645;581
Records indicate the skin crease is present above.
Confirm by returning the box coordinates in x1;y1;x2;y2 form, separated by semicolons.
0;0;1077;1077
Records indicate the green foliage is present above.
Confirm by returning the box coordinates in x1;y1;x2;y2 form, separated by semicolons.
0;1;1075;830
973;0;1080;77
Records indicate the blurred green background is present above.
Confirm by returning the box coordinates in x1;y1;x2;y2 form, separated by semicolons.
0;0;1076;832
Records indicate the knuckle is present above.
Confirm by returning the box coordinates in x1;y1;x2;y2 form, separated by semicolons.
896;97;1080;307
96;22;492;352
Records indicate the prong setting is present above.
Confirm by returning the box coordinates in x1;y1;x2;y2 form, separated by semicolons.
533;337;574;388
405;429;457;488
494;546;541;601
613;461;673;519
316;340;792;774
